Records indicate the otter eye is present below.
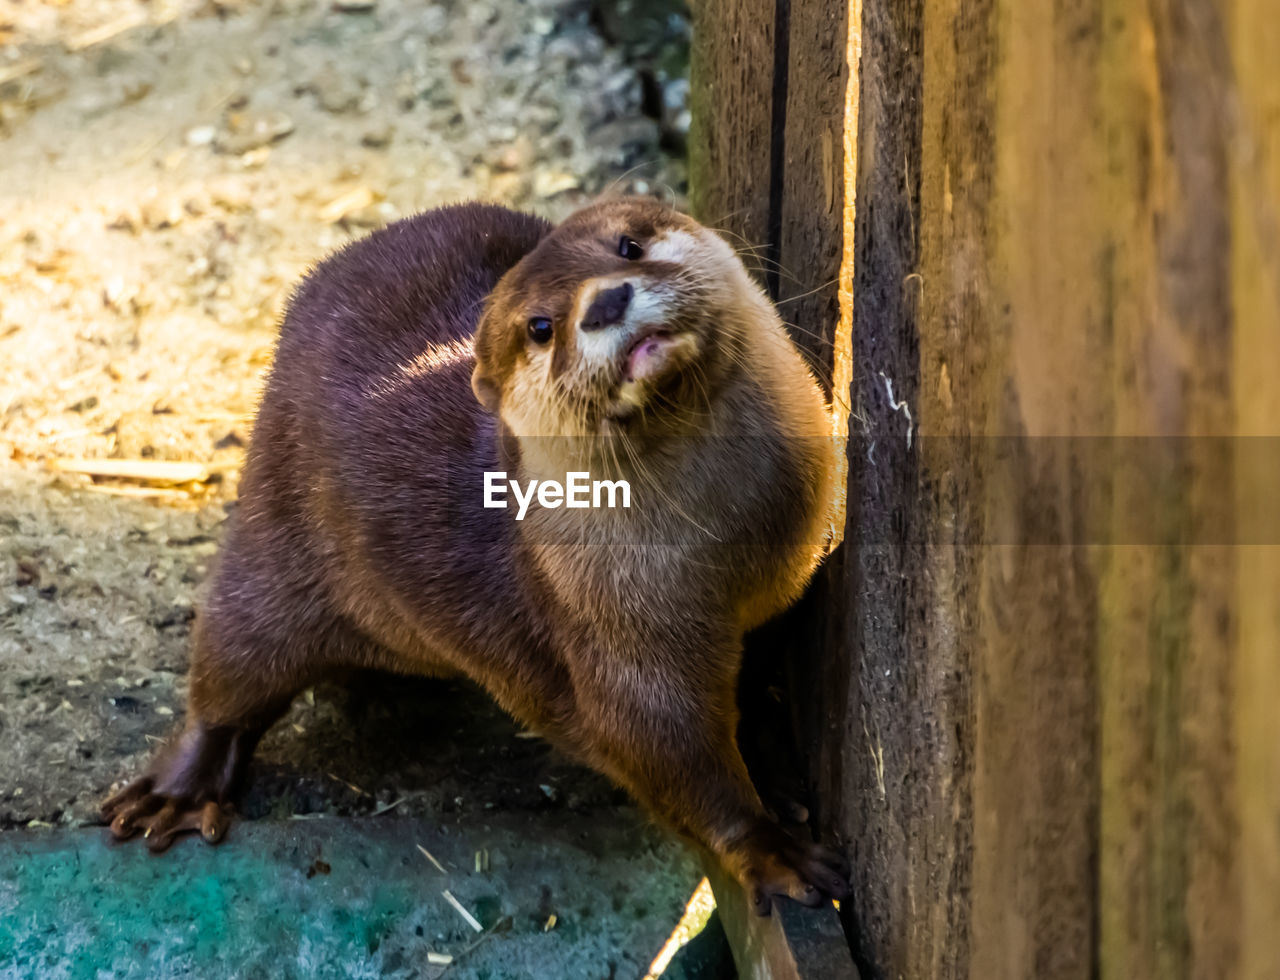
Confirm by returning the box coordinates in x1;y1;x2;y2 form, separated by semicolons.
527;317;554;344
618;236;644;260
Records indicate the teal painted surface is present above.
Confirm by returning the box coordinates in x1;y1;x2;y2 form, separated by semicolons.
0;812;703;980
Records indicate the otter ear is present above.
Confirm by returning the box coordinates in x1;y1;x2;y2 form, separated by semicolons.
472;300;507;414
471;365;501;414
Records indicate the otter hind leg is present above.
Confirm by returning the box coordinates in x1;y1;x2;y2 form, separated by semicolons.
102;717;278;853
103;579;334;852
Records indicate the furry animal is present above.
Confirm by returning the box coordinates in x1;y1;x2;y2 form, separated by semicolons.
103;198;849;913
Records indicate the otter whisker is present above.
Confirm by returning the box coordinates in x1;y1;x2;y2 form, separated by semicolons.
599;159;668;200
618;428;721;543
775;276;843;306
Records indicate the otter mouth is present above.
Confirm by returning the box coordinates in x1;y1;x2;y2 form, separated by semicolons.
602;325;701;424
621;327;678;383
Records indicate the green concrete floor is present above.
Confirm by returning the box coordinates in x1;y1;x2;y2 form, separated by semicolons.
0;811;727;980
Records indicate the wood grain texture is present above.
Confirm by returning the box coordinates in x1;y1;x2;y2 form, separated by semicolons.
774;0;848;384
692;0;1279;977
703;854;860;980
1230;5;1280;978
688;0;779;283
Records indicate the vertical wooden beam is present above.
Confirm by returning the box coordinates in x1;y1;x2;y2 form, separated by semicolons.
693;0;1280;977
966;1;1104;977
1230;4;1280;978
857;0;1278;975
692;2;863;976
774;0;848;380
688;0;779;283
691;1;858;975
1087;4;1237;977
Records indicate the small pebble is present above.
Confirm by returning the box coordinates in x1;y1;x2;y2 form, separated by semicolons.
533;171;580;198
360;125;394;149
215;111;294;155
184;125;216;147
311;74;363;114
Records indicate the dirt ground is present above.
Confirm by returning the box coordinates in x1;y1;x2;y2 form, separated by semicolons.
0;0;688;831
2;813;722;979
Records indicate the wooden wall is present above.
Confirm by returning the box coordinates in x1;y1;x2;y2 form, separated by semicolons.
690;0;1280;977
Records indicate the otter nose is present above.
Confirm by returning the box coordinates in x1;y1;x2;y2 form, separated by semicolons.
580;281;633;331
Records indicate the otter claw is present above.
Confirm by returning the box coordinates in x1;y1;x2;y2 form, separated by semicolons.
731;819;852;915
102;777;153;823
750;887;772;917
200;801;229;843
103;784;233;853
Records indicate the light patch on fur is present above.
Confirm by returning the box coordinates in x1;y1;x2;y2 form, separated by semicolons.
368;336;474;399
625;283;672;330
499;345;577;439
645;229;700;265
574;277;673;369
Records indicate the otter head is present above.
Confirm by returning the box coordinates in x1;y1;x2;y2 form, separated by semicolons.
472;198;755;439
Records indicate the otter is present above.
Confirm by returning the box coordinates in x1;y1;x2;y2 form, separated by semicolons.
103;198;849;913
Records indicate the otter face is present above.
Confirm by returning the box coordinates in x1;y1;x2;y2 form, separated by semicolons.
472;198;753;438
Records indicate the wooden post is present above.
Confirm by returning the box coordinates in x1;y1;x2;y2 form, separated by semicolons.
691;0;1280;977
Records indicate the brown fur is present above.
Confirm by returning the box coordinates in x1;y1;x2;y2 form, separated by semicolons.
103;198;849;913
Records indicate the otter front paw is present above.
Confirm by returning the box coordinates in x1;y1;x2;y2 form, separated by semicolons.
102;777;232;853
728;819;851;915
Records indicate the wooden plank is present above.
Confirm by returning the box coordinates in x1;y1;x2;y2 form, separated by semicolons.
960;1;1103;976
773;0;848;382
842;0;1274;976
688;0;779;283
692;4;863;976
813;0;954;974
49;457;215;484
1230;5;1280;979
696;0;1279;976
1075;4;1236;976
703;856;859;980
